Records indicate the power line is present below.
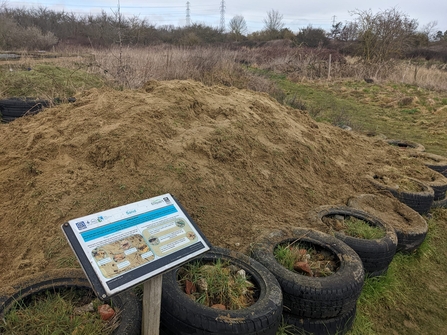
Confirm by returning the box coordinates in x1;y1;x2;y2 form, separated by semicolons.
186;1;190;26
219;0;225;31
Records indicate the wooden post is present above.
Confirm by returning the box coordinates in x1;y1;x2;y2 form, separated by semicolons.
142;274;163;335
328;54;332;80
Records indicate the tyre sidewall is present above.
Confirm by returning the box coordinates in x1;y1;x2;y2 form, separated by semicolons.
161;246;283;335
251;228;364;318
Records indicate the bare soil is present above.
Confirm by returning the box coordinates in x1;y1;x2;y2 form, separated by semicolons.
0;79;436;294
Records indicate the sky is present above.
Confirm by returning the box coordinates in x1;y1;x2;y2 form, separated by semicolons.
5;0;447;34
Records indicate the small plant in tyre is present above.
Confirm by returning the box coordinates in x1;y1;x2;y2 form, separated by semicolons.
177;259;257;310
274;240;340;277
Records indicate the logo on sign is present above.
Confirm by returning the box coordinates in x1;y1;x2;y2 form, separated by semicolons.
75;221;87;230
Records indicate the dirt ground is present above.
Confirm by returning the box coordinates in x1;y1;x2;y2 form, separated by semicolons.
0;79;437;292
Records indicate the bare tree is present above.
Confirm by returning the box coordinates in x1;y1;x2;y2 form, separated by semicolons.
421;21;438;41
228;15;247;41
263;9;284;33
351;7;418;63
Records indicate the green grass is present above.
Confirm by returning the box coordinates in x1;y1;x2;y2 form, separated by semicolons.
0;63;106;100
274;242;337;277
274;243;299;271
179;259;256;310
0;288;114;335
348;210;447;334
342;217;386;239
253;68;447;155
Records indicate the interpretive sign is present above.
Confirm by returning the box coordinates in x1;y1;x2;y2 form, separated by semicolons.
62;193;210;300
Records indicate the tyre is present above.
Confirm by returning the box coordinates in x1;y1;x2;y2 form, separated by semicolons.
347;194;428;253
427;174;447;201
385;139;425;152
283;304;356;335
251;228;364;319
0;115;17;123
0;268;142;335
160;246;283;335
407;152;447;177
432;197;447;209
307;206;398;277
367;174;434;214
400;165;447;201
0;98;50;117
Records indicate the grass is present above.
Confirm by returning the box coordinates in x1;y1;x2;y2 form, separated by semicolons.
0;288;116;335
257;69;447;155
0;62;106;100
178;259;256;310
342;217;386;239
348;209;447;334
274;242;338;277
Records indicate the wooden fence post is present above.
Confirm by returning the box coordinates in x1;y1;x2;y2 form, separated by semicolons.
328;54;332;80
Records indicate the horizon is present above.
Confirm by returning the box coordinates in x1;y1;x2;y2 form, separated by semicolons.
3;1;446;35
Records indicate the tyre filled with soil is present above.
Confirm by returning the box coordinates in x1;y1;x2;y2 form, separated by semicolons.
307;205;398;277
160;246;283;335
367;174;434;215
347;193;428;253
0;268;142;335
251;227;364;323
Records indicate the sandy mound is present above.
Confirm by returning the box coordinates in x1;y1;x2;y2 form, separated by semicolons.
0;79;431;286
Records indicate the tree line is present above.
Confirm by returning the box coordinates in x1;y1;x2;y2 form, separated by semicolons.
0;5;446;63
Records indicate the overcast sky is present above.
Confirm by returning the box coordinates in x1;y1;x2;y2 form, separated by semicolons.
6;0;447;34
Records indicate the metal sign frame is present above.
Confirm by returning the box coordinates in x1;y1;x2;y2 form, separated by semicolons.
62;193;211;300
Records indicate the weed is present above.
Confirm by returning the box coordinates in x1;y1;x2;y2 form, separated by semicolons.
276;319;296;335
274;241;339;277
0;288;115;335
44;236;67;259
178;259;256;310
342;216;386;239
401;108;419;114
57;256;80;268
284;94;307;110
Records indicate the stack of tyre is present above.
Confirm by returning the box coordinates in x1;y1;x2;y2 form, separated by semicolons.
0;98;50;123
160;246;284;335
251;228;365;335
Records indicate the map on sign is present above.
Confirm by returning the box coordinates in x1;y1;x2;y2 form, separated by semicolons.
62;194;210;299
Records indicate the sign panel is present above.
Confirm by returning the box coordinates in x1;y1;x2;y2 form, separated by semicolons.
62;193;210;300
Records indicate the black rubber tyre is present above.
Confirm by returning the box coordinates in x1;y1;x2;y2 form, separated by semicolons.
347;194;428;254
0;98;50;117
283;304;357;335
0;268;142;335
0;115;17;123
432;197;447;209
407;152;447;177
160;246;283;335
385;139;425;152
428;179;447;201
251;228;364;319
307;205;398;277
367;174;434;214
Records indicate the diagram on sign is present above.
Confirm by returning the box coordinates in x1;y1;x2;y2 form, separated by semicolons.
92;234;154;278
141;218;198;257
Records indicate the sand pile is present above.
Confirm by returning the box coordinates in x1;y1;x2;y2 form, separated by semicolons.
0;79;428;286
